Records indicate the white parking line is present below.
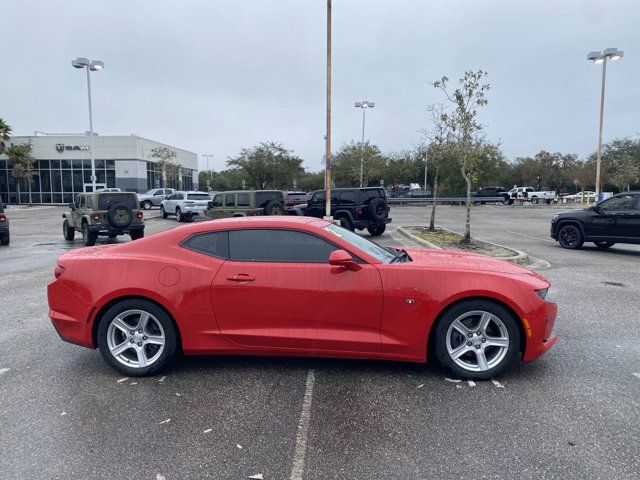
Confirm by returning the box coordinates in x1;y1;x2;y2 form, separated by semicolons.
467;380;476;387
507;231;555;243
633;373;640;380
491;379;505;388
0;368;10;376
289;369;315;480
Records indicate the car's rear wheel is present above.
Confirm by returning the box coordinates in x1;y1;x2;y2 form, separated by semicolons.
595;241;615;249
97;299;177;376
558;224;583;249
160;205;168;219
434;300;520;380
63;219;75;241
176;207;183;222
0;232;9;246
82;223;97;246
366;223;386;236
264;200;285;216
130;229;144;240
142;200;153;210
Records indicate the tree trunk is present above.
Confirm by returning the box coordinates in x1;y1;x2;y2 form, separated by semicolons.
462;170;472;243
15;180;21;205
429;168;439;231
28;180;33;206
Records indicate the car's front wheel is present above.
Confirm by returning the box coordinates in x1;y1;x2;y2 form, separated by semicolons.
558;224;583;249
142;200;153;210
160;205;168;219
595;241;615;249
63;219;75;241
97;299;177;376
434;300;520;380
176;207;183;222
82;223;97;246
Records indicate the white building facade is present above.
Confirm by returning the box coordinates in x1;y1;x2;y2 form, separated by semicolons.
0;133;198;204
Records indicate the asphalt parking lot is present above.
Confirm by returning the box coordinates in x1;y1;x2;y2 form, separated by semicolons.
1;204;639;479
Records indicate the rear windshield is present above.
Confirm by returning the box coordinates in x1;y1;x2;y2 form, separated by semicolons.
255;191;284;206
187;193;210;200
360;189;383;204
97;194;137;210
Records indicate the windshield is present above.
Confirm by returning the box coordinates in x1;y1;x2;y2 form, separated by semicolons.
187;193;210;200
323;224;396;263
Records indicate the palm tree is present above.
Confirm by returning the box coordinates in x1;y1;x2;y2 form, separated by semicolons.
6;142;36;205
0;118;11;154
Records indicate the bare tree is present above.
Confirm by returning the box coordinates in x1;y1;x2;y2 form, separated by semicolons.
150;146;178;194
433;70;490;243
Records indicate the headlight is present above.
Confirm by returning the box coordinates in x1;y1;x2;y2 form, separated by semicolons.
535;288;548;300
551;214;559;222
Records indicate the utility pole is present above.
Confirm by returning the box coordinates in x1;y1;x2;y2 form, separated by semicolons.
324;0;332;220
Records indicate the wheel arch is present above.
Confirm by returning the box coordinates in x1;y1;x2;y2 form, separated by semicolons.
333;209;355;221
426;295;527;364
91;294;183;352
556;219;585;237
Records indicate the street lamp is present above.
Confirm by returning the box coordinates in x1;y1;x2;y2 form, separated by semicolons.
71;57;104;192
587;47;623;198
355;100;375;187
202;154;213;190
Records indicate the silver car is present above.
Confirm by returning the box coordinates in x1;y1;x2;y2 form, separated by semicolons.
160;191;211;222
137;188;174;210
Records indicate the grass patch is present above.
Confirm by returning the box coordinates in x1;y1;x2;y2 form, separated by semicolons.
410;227;515;258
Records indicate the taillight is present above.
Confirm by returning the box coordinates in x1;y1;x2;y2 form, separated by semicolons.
356;208;363;215
92;213;100;221
0;214;5;221
136;211;143;218
54;265;66;278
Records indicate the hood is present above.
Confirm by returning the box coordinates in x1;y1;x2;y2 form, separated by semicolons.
403;247;543;280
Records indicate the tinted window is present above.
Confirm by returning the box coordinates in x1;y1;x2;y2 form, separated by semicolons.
338;191;356;206
598;194;638;212
255;191;284;206
213;194;224;207
225;194;235;207
187;193;210;200
229;229;339;263
237;193;250;206
98;194;137;210
310;191;324;205
182;231;229;259
324;224;396;263
360;189;382;204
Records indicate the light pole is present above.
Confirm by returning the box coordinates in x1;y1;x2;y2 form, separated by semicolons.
202;154;213;190
587;47;623;198
71;57;104;192
324;0;332;220
355;100;375;187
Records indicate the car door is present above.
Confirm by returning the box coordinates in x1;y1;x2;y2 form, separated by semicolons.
208;194;227;218
211;228;383;353
585;194;637;238
601;194;640;239
306;191;325;217
72;195;83;228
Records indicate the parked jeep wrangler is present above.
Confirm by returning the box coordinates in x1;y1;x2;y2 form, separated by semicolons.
0;198;9;245
63;192;145;246
293;187;391;236
206;190;285;219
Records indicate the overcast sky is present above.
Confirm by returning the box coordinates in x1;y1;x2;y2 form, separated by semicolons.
2;0;639;172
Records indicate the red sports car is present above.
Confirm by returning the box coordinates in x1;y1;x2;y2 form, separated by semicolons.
47;217;557;379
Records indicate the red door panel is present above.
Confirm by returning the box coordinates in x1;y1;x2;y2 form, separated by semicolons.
211;261;383;353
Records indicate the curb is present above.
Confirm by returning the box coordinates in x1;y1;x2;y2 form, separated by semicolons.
398;226;531;265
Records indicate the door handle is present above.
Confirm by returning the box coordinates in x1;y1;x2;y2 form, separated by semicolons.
227;274;255;282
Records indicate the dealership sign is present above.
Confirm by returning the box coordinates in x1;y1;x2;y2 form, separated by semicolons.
56;144;90;153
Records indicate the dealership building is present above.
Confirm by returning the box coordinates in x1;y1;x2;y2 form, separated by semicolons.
0;133;198;204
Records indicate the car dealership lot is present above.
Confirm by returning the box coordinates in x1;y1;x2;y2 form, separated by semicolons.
1;205;639;479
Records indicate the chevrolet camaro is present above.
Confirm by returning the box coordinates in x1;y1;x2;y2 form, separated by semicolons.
47;217;557;379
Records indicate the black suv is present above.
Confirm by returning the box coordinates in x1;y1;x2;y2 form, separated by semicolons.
472;186;509;203
293;187;391;236
550;192;640;249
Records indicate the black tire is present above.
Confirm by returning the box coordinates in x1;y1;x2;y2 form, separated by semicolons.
96;299;177;377
531;196;539;205
434;299;521;380
176;207;183;222
0;232;9;246
63;219;75;241
595;241;615;249
366;223;386;236
545;198;552;205
263;200;285;216
142;200;153;210
367;197;388;221
107;203;133;228
507;198;514;205
160;205;168;219
82;223;97;247
338;216;354;231
108;232;118;239
130;229;144;240
558;224;584;249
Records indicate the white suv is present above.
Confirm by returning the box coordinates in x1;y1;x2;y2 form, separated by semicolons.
160;191;211;222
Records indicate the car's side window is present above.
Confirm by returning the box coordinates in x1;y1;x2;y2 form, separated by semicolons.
229;229;339;263
237;193;250;207
598;195;638;212
213;194;224;207
338;191;356;206
182;231;229;259
310;192;324;205
154;190;163;196
225;194;236;207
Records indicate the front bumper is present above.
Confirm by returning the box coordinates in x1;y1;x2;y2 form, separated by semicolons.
522;300;558;362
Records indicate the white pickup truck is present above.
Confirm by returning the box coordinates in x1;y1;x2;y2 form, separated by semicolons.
508;187;556;205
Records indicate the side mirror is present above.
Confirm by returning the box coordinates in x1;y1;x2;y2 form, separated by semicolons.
69;202;75;209
329;249;356;269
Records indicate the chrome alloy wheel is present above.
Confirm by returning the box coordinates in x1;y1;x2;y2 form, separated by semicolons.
106;309;165;368
446;310;509;372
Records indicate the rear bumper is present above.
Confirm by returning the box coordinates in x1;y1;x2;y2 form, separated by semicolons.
88;224;144;233
354;217;392;229
47;280;95;349
523;300;558;362
0;226;8;234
